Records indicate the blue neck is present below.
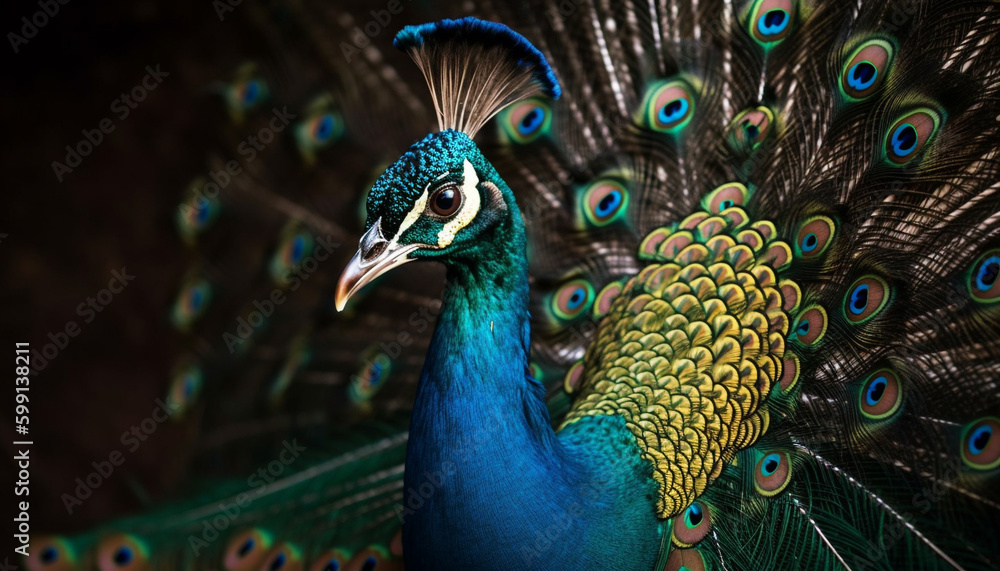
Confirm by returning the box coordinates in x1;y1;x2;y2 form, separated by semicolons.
401;195;662;570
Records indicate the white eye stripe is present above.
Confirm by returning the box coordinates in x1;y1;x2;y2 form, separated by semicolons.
437;159;481;248
389;190;428;249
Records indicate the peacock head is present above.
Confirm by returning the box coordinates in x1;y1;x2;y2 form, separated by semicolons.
334;17;560;311
335;130;514;309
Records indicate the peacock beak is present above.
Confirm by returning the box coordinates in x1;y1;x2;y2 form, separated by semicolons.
335;219;419;312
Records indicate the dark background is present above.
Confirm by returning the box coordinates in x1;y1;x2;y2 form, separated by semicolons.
0;0;264;533
0;0;443;538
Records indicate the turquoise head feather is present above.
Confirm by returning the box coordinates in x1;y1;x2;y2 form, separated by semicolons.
335;17;560;310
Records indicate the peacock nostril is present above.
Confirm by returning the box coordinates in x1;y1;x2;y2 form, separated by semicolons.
364;241;387;261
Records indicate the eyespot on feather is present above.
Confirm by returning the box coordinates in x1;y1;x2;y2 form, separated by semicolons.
581;179;629;226
843;275;890;323
791;305;827;346
859;369;902;420
672;502;712;547
498;98;552;144
171;276;212;330
308;549;351;571
702;182;750;214
25;537;76;571
167;360;203;417
224;529;273;571
350;348;392;404
295;107;344;159
270;228;315;283
222;63;269;122
961;417;1000;470
257;543;302;571
97;534;149;571
754;451;792;495
794;216;835;259
969;250;1000;303
728;107;774;149
884;108;941;165
748;0;796;45
343;547;402;571
841;39;894;100
639;80;695;133
550;279;595;323
177;179;220;241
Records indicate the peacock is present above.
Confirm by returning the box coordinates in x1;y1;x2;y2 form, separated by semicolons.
17;0;1000;569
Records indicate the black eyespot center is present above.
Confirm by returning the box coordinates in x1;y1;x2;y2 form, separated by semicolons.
113;546;132;566
361;556;379;571
853;62;875;82
688;508;703;526
238;537;255;557
41;546;58;563
981;260;999;287
973;429;991;451
852;287;869;311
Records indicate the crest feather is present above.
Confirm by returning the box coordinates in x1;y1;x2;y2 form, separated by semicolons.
394;17;561;138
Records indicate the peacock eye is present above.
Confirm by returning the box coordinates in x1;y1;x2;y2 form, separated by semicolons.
97;534;147;571
499;99;552;144
748;0;795;45
430;185;462;217
223;528;272;571
702;182;749;214
270;228;315;283
859;369;902;420
581;180;629;227
171;276;212;330
754;451;792;495
640;80;695;133
343;547;393;571
843;275;890;323
261;543;299;571
673;501;712;547
729;106;774;149
28;537;76;571
969;250;1000;303
309;549;350;571
791;305;827;346
961;417;1000;470
350;348;392;404
841;39;894;100
228;76;269;114
885;108;941;165
167;361;203;416
551;279;595;323
795;216;835;259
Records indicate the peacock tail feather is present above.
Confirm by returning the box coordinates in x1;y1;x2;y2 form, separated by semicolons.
12;0;1000;569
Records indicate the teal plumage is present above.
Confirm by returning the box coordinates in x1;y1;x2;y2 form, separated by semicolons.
21;0;1000;570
